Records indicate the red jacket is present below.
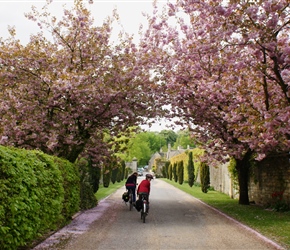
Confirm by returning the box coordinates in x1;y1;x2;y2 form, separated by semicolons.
137;179;150;194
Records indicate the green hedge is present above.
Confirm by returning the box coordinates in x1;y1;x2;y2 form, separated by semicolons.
53;157;80;220
0;146;80;250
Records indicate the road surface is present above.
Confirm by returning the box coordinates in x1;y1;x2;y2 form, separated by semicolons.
34;177;284;250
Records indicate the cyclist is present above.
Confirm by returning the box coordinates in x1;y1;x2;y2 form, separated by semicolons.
137;173;154;213
125;172;138;203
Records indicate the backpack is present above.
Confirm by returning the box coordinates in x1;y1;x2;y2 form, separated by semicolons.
122;192;129;202
135;199;142;211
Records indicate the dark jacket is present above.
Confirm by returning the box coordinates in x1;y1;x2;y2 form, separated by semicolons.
125;174;137;187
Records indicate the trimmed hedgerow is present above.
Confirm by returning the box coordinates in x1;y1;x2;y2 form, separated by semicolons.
0;146;80;250
53;156;80;221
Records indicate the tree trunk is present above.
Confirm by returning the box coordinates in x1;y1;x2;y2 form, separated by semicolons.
58;143;86;163
235;149;252;205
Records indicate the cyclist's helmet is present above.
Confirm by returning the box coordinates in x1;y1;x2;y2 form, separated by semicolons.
146;174;154;180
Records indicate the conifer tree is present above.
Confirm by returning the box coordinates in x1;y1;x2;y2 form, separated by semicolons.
111;167;118;184
173;162;178;183
121;160;126;180
103;166;111;188
200;163;210;193
168;163;172;180
164;161;170;178
88;159;101;193
187;152;195;187
178;161;184;185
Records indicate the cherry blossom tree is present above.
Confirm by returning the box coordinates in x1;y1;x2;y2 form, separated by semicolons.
0;0;166;163
140;0;289;204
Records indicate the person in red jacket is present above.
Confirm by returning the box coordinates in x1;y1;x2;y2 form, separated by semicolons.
137;173;153;212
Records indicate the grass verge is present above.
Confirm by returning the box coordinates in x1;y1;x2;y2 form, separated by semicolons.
162;178;290;249
95;180;126;201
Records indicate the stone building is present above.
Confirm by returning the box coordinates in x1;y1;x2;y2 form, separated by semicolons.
148;144;190;174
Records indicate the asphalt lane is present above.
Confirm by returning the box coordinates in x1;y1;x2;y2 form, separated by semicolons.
34;177;285;250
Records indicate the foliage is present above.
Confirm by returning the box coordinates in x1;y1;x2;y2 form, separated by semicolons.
124;167;129;179
271;191;289;212
120;160;126;180
187;151;195;187
0;0;166;164
146;131;170;154
53;157;80;220
141;0;290;205
170;151;189;181
153;157;165;174
122;132;153;166
227;157;239;189
177;161;184;185
89;164;101;194
151;165;157;174
169;148;203;183
110;156;119;184
103;166;111;188
111;166;118;184
168;163;172;180
116;165;122;182
164;161;170;178
76;158;97;210
0;146;79;250
200;163;210;193
116;130;171;167
161;164;166;178
159;130;178;149
79;173;97;210
173;129;195;149
172;162;178;183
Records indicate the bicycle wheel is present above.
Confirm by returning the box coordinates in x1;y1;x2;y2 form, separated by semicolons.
142;201;147;223
140;200;144;219
129;191;133;211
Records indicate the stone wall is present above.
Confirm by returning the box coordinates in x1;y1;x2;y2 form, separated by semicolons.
248;154;290;206
208;163;239;199
126;157;138;173
205;154;289;206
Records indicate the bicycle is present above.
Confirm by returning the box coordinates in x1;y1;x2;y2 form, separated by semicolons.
128;189;133;211
139;193;149;223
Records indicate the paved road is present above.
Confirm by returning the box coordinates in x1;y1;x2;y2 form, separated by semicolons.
34;177;284;250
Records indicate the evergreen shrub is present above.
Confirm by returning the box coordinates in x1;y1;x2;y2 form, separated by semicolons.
200;163;210;193
178;161;184;185
77;158;97;210
0;146;80;250
173;162;178;183
187;152;195;187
